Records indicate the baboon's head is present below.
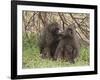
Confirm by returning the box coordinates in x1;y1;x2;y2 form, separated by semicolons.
64;24;76;38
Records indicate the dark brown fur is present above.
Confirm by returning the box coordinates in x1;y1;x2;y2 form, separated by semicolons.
39;22;61;59
54;24;80;63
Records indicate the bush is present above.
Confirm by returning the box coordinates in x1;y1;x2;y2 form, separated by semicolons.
22;33;89;68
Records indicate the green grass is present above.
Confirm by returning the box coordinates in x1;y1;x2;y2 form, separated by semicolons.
22;33;89;69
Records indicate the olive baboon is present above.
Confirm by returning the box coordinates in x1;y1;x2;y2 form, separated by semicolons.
54;24;80;63
39;22;61;59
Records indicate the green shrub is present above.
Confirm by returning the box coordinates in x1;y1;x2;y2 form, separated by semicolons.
22;34;89;68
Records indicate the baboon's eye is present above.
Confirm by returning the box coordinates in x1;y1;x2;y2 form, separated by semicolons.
68;29;73;35
70;30;73;34
55;27;59;30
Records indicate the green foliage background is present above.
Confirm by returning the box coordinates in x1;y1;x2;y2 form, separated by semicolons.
22;33;89;69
